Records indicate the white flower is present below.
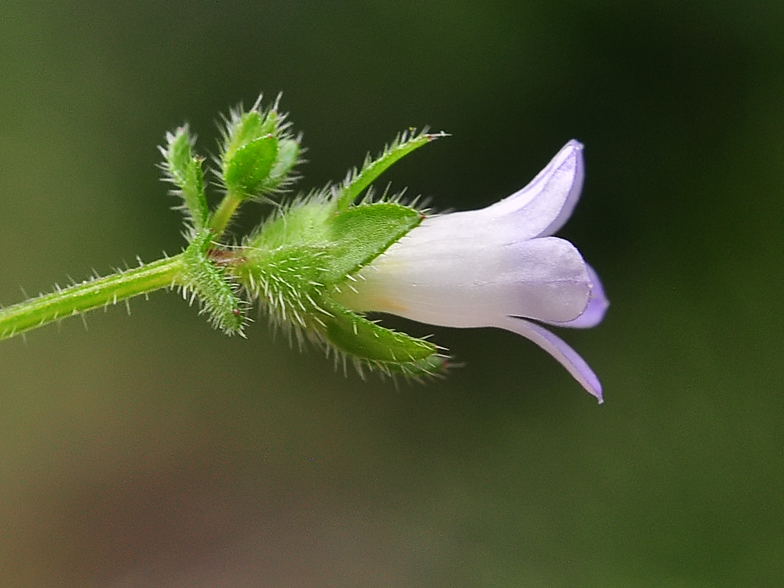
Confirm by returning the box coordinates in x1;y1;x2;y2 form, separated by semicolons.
335;140;608;401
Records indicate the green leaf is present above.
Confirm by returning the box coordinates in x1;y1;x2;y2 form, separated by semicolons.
162;125;208;230
324;202;423;284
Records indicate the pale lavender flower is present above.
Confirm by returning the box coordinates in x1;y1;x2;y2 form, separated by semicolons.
336;140;608;401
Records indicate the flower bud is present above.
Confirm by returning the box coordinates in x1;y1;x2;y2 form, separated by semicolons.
220;97;300;201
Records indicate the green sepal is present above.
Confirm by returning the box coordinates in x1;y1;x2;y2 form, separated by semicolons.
242;199;421;293
267;138;300;189
244;199;332;250
231;128;448;378
222;110;267;164
232;242;329;330
323;202;423;284
258;108;278;137
333;129;446;212
161;125;208;230
181;230;246;335
222;134;278;198
320;302;447;377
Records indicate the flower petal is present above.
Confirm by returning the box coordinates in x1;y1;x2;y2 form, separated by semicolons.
480;140;585;239
545;264;609;329
338;234;592;327
495;316;603;402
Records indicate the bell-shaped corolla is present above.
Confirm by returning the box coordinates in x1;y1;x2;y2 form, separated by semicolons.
334;140;608;401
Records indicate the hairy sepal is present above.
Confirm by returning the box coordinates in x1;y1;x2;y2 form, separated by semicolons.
267;139;300;191
241;199;421;314
324;202;422;283
223;135;278;198
319;302;447;378
333;129;446;211
237;195;445;376
235;242;329;333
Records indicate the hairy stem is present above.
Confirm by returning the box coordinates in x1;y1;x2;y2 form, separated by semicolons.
209;190;242;237
0;256;185;340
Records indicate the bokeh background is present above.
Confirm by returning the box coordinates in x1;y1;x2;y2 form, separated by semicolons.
1;1;783;586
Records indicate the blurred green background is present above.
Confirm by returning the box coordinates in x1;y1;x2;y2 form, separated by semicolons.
1;1;783;586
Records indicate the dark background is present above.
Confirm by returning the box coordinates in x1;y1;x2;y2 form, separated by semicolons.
1;1;783;586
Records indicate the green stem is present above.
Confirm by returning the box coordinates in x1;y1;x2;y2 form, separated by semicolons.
0;255;185;341
209;190;242;237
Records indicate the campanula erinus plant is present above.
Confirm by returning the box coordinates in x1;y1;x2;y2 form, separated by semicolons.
0;96;608;400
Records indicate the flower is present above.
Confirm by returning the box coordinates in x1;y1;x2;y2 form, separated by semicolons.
334;140;609;401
